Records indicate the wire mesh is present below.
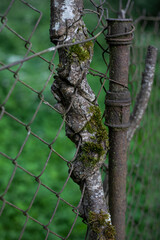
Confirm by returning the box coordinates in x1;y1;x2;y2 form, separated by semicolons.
0;1;109;239
127;19;160;240
0;1;160;240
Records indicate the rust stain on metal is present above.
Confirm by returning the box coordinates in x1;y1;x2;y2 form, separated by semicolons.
105;19;134;240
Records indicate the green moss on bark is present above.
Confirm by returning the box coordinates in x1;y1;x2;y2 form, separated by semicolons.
69;41;94;62
87;106;109;146
88;210;115;240
83;142;105;155
80;105;109;167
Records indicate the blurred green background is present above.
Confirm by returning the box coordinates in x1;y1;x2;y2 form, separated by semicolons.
0;0;160;240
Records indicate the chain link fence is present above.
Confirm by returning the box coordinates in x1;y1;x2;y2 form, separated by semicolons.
0;1;84;239
127;19;160;240
0;1;159;240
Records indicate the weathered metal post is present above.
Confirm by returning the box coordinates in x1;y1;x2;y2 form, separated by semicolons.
105;19;133;240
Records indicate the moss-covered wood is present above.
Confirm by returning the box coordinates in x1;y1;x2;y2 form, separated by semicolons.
89;210;115;240
80;106;109;167
69;41;94;62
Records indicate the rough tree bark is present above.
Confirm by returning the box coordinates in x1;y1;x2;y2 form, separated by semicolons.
50;0;115;239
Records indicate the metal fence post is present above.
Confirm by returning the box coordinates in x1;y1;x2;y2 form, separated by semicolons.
105;19;133;240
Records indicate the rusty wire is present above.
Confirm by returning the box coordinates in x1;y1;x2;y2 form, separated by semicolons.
0;0;160;240
126;19;160;240
0;1;109;239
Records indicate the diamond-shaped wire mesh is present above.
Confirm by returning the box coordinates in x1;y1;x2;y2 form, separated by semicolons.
0;1;160;240
127;20;160;240
0;1;109;239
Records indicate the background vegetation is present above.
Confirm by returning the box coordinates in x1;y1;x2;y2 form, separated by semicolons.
0;0;160;239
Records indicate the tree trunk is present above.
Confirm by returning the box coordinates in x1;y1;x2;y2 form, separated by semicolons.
50;0;115;239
